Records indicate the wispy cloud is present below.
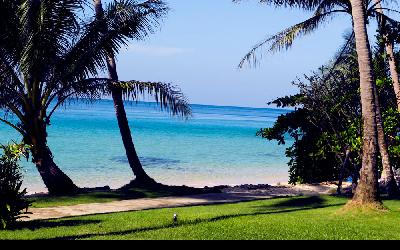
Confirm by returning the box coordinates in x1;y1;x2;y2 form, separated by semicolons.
125;44;193;57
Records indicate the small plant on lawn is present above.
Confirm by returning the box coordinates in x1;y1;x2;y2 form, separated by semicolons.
0;143;31;230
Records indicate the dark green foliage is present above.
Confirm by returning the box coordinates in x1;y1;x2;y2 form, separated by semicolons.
260;34;400;185
374;34;400;172
257;104;346;183
383;108;400;171
0;144;31;230
268;94;305;109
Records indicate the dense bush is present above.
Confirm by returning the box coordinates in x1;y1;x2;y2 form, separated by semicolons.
261;35;400;186
0;144;31;230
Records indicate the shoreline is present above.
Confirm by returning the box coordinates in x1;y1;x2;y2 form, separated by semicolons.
25;181;348;198
24;178;290;196
22;172;290;195
22;170;290;194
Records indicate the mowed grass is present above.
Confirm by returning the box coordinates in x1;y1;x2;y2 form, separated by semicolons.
1;195;400;240
28;188;176;208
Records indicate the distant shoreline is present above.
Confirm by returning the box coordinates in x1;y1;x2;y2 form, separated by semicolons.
70;97;296;112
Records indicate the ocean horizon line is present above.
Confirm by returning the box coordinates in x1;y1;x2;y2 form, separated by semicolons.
67;97;295;112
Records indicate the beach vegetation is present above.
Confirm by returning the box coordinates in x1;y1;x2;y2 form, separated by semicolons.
235;0;400;208
0;143;31;230
260;34;400;195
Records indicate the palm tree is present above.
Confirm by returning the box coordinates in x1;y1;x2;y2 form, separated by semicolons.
349;0;381;206
234;0;399;205
93;0;161;187
0;0;191;195
373;0;400;197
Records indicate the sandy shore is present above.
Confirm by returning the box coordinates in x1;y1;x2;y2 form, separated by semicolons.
25;181;349;199
219;182;351;196
24;174;291;195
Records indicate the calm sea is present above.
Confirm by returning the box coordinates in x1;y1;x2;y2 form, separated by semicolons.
0;100;291;193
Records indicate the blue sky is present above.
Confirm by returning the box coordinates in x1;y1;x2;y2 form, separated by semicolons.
110;0;355;108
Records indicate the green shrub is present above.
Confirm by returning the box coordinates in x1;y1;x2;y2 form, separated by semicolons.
0;144;31;230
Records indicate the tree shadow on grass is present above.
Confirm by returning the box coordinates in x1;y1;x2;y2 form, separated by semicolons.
12;219;102;231
48;196;345;240
257;196;327;209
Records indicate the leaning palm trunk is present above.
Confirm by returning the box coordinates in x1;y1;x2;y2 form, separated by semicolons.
373;0;400;196
337;148;351;195
374;84;399;197
94;0;156;185
24;117;78;195
386;41;400;110
349;0;381;206
108;63;156;185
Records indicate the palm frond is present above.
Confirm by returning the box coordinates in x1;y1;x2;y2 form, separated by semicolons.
0;59;24;115
0;117;25;136
315;0;351;13
0;0;22;68
374;11;400;41
321;31;356;82
115;81;192;118
45;78;109;119
19;0;83;80
233;0;326;11
57;0;168;83
105;0;168;40
239;10;344;68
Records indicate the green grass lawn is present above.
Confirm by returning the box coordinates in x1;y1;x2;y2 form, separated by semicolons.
1;195;400;240
28;188;176;208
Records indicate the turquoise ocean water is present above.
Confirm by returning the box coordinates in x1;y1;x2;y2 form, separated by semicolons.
0;100;291;193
